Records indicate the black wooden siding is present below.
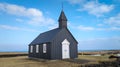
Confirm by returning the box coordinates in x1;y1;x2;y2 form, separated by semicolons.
29;42;51;59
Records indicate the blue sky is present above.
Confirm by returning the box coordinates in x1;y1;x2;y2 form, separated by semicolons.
0;0;120;51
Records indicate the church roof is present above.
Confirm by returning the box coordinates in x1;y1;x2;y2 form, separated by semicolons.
58;10;67;21
30;28;60;45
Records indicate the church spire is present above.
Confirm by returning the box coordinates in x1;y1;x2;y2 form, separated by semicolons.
58;10;67;28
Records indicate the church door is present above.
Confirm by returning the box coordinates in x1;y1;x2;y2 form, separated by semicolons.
62;39;70;59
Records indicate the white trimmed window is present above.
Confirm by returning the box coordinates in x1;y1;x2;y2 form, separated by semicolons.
43;44;47;53
36;45;39;53
30;46;33;53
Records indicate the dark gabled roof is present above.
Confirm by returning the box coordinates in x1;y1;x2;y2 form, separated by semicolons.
30;28;60;45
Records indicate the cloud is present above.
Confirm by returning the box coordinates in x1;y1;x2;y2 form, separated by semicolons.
108;27;120;31
78;1;114;17
0;3;55;26
15;18;23;22
0;24;39;32
97;24;104;26
67;0;114;17
67;0;85;4
79;37;120;50
77;25;120;31
0;3;42;17
78;25;95;31
48;24;58;30
28;17;55;26
105;13;120;26
0;44;27;52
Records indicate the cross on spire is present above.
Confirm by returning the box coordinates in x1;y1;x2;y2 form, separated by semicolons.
62;2;63;10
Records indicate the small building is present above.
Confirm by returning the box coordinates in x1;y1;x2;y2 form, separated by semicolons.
28;10;78;60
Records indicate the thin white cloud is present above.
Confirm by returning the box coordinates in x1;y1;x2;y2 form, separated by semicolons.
105;13;120;26
0;24;19;30
78;25;95;31
28;17;55;26
97;24;104;26
15;18;23;22
79;37;120;50
0;24;39;32
77;25;120;31
0;3;42;17
48;24;58;30
78;1;114;17
0;3;55;26
108;27;120;31
67;0;114;17
67;0;85;4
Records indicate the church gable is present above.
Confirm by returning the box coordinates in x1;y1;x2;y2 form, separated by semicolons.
52;28;78;45
50;28;78;59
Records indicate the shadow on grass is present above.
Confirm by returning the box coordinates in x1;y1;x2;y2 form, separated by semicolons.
0;54;28;58
23;57;91;64
25;57;49;62
62;59;90;64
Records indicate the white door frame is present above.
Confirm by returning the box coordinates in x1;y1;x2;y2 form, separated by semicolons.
62;39;70;59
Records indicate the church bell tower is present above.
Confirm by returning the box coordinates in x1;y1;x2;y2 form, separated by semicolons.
58;10;67;28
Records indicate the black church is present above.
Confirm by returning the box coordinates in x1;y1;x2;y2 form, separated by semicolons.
28;10;78;60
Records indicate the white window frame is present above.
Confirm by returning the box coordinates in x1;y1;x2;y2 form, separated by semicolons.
30;46;33;53
36;45;39;53
43;44;47;53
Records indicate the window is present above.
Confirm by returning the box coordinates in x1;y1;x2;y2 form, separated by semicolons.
30;46;33;53
43;44;47;53
36;45;39;53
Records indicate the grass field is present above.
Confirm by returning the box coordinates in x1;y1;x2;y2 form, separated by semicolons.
0;56;80;67
0;52;116;67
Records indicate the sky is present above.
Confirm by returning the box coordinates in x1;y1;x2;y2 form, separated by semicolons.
0;0;120;51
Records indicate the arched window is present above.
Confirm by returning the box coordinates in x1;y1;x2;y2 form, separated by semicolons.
43;44;47;53
30;46;33;53
36;45;39;53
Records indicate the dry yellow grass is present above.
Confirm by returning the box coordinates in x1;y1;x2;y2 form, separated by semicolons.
0;52;27;55
78;55;116;64
0;52;116;67
0;56;81;67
